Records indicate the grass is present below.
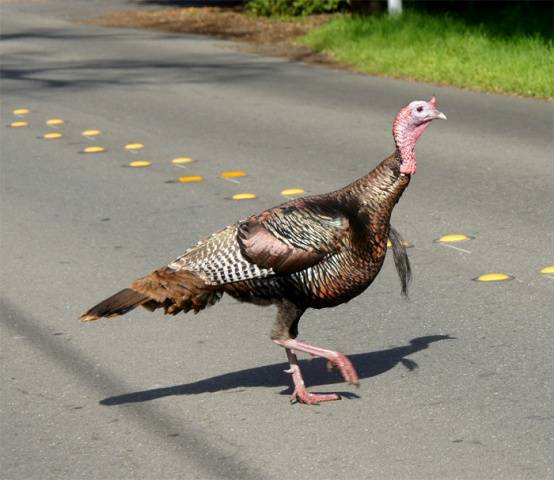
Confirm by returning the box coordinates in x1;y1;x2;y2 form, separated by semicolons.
299;10;553;98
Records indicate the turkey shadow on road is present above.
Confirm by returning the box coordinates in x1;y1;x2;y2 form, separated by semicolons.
100;335;452;405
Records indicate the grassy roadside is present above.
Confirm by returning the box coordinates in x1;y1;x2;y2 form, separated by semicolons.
299;11;553;98
85;7;552;99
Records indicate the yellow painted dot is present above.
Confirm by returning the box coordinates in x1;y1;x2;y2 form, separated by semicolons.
281;188;305;196
82;129;101;137
46;118;64;126
172;157;193;165
10;121;29;128
178;175;203;183
128;160;151;168
222;170;247;179
43;132;63;139
437;234;472;243
125;143;144;151
83;146;106;153
232;193;257;200
13;108;30;115
387;239;413;248
475;273;514;282
541;265;554;275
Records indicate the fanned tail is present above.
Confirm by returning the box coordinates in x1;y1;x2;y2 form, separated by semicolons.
80;288;148;322
389;226;412;297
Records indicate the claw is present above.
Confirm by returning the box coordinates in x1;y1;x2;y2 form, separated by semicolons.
291;387;340;405
326;353;359;386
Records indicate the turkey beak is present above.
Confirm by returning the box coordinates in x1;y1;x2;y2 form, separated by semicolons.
434;110;447;120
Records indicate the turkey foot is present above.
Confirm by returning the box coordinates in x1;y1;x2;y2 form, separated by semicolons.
284;348;340;405
275;338;359;386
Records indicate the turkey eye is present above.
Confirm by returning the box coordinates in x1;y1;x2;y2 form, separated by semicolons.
416;106;423;112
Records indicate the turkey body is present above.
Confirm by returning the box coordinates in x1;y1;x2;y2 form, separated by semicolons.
124;151;410;316
81;97;446;405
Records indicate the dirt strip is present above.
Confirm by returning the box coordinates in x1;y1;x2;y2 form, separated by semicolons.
84;7;345;67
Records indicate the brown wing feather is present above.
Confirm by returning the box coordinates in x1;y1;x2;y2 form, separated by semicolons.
238;218;324;273
237;200;351;275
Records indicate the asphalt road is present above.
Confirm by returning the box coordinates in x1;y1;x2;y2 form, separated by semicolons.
1;1;553;479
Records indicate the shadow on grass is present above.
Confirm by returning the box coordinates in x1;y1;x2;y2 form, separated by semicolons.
100;334;453;405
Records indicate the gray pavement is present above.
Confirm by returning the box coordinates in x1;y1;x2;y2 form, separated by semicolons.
1;1;553;479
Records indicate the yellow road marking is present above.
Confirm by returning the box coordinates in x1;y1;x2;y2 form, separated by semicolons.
232;193;256;200
43;132;63;139
82;129;101;137
281;188;305;196
437;234;472;243
387;239;413;248
172;157;193;165
540;265;554;275
474;273;514;282
10;121;29;128
125;143;144;151
83;146;106;153
222;170;247;179
46;118;64;126
178;175;203;183
13;108;30;115
128;160;151;167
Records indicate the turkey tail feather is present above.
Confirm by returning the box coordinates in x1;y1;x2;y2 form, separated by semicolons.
389;226;412;297
80;288;148;322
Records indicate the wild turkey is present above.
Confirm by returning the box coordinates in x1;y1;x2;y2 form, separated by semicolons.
81;97;446;405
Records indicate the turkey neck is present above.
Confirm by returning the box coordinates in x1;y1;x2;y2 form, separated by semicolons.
341;150;410;226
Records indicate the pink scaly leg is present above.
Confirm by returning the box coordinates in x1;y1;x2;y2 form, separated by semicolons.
283;348;340;405
276;338;359;386
274;338;359;404
271;302;358;404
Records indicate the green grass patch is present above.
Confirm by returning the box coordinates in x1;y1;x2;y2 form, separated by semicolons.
300;11;553;98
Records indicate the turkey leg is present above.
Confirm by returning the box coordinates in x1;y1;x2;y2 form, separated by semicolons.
272;301;359;404
283;347;340;404
277;338;359;385
275;338;359;405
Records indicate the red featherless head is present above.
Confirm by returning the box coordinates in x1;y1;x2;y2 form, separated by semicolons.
392;97;446;175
